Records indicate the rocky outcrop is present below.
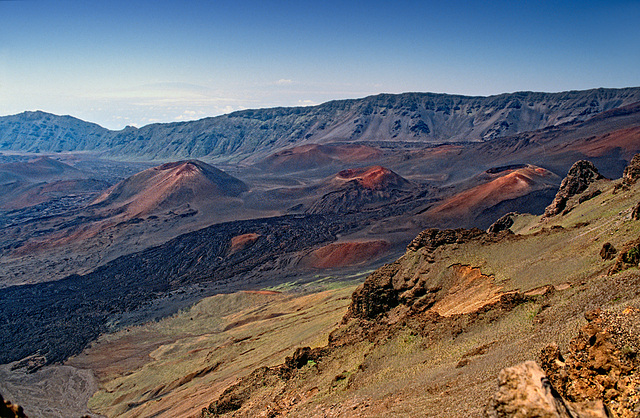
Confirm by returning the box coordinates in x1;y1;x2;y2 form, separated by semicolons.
539;309;640;417
633;202;640;221
600;243;617;260
348;228;501;319
609;236;640;274
544;161;604;217
486;361;600;418
623;154;640;185
407;227;486;253
202;346;327;417
489;308;640;417
487;212;517;233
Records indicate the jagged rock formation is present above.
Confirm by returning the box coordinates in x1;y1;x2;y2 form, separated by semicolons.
600;242;617;260
623;154;640;185
487;212;517;233
0;393;27;418
204;346;328;417
347;228;511;319
544;160;604;217
540;309;640;416
2;88;640;160
633;202;640;220
486;361;597;418
609;236;640;274
489;308;640;417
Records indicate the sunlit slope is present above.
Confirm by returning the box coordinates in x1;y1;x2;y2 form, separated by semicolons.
69;284;357;418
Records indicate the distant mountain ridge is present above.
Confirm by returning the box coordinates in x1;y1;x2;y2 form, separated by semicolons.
1;88;639;161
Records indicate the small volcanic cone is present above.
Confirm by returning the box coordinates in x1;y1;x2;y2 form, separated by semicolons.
91;160;248;217
307;166;414;214
428;165;558;218
333;165;411;190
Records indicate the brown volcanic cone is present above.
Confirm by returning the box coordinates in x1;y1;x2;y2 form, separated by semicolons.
307;166;414;214
91;160;248;217
332;165;411;190
420;165;559;228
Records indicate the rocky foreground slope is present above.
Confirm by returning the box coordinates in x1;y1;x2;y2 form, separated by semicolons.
192;157;640;417
2;88;639;161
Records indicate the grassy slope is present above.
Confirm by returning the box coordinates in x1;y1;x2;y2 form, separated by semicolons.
68;283;357;418
76;179;640;417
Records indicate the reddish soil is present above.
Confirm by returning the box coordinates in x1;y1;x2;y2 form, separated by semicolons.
229;233;261;254
431;264;507;316
301;240;390;269
240;290;281;295
564;126;640;158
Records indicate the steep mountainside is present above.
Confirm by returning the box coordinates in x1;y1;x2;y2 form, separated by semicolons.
2;88;639;161
0;111;109;152
257;143;383;173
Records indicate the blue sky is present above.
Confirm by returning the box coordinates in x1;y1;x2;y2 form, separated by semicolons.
1;0;639;129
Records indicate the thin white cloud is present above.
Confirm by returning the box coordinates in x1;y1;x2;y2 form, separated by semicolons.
275;79;294;86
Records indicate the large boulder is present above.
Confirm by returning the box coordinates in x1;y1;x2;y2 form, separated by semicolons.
486;361;590;418
544;161;603;217
487;212;517;233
